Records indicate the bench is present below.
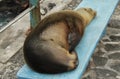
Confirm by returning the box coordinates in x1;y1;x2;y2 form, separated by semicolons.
17;0;119;79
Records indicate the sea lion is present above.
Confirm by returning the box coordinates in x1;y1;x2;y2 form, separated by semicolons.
23;8;96;74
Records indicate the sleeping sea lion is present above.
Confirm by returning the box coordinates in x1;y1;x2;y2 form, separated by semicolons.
23;8;96;74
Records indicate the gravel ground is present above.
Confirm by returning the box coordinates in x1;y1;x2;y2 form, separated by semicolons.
0;0;120;79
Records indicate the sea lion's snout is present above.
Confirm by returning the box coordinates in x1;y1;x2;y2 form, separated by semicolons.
76;8;97;26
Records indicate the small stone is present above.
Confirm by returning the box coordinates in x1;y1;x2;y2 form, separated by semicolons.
40;8;47;15
102;36;111;42
69;4;73;7
82;75;91;79
93;56;108;66
0;63;5;75
94;68;117;77
107;27;120;35
108;19;120;29
110;63;120;72
108;52;120;60
116;76;120;79
102;38;111;42
105;43;120;51
48;3;56;10
109;35;120;42
94;49;105;56
82;70;97;79
103;76;117;79
0;63;4;68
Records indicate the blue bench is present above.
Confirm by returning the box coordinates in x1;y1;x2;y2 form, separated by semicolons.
17;0;119;79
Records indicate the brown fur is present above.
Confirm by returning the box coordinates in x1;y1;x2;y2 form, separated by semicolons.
23;8;96;74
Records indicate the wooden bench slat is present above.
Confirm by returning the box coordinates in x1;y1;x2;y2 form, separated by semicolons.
17;0;119;79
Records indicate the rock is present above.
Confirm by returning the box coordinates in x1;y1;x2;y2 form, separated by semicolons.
93;56;108;66
48;3;56;10
82;76;91;79
109;34;120;42
107;27;120;35
98;76;117;79
94;68;117;77
108;19;120;29
104;42;120;51
116;75;120;79
108;52;120;60
40;8;47;15
82;70;97;79
97;76;117;79
0;63;5;75
101;35;111;42
102;38;111;42
110;63;120;72
108;4;120;29
94;49;106;56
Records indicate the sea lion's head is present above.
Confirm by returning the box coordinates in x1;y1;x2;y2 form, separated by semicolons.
76;8;96;26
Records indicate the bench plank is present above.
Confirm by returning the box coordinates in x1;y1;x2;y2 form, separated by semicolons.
17;0;119;79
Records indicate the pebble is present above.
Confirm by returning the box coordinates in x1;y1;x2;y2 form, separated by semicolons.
109;34;120;42
94;68;117;77
93;56;108;66
110;63;120;72
104;42;120;51
108;52;120;60
116;76;120;79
